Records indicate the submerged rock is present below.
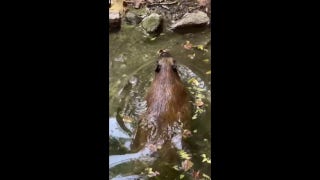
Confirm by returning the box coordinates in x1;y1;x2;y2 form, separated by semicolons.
170;11;210;30
141;13;162;33
109;11;121;32
124;12;142;25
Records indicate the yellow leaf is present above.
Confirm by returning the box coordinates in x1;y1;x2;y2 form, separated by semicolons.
202;173;211;179
197;45;204;50
122;116;133;123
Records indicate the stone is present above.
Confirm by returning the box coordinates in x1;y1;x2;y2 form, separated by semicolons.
109;11;121;32
141;13;162;33
170;11;210;30
124;12;142;25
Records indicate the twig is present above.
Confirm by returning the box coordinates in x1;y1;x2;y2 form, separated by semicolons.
147;1;178;6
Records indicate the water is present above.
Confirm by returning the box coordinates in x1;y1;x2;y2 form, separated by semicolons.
109;21;212;179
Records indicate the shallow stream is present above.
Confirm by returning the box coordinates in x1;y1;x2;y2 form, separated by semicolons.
109;20;212;179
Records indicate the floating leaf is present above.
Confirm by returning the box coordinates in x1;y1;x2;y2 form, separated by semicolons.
203;59;209;62
178;150;192;160
123;116;133;123
192;170;201;179
193;129;198;133
196;45;204;50
181;159;194;171
183;41;193;50
202;173;211;179
183;129;192;138
150;37;156;41
201;154;211;164
173;165;180;171
188;78;199;86
145;168;160;177
187;53;196;59
188;78;196;83
180;174;185;179
195;99;204;107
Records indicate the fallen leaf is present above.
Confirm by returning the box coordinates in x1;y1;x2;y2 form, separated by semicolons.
188;78;199;86
202;173;211;179
183;129;192;138
195;99;204;107
123;115;133;123
179;150;192;160
173;165;180;171
196;45;204;50
193;129;198;133
192;170;201;179
183;41;193;50
206;70;211;75
181;159;194;171
187;53;195;59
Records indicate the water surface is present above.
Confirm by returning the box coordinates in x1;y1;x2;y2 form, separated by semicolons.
109;22;212;179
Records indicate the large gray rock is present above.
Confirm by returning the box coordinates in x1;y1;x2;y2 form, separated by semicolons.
141;13;162;33
109;11;121;32
170;11;210;30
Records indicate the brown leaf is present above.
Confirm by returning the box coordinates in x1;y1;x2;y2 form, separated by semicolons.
181;159;194;171
192;170;201;179
183;129;192;138
183;41;193;50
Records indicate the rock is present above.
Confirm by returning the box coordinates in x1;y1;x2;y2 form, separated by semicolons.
124;12;142;25
170;11;210;30
109;11;121;32
141;13;162;33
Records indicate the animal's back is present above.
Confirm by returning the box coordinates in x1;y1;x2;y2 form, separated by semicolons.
131;50;191;153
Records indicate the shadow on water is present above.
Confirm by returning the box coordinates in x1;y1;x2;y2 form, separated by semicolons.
109;20;212;179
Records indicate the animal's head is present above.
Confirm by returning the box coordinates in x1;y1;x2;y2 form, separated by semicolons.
155;49;178;73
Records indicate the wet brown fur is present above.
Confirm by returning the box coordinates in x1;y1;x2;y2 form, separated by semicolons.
131;51;191;152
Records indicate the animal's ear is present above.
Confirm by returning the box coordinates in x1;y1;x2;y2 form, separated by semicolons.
172;64;177;72
155;64;161;72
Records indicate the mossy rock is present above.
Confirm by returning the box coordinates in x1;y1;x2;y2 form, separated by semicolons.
124;12;142;25
141;13;162;33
